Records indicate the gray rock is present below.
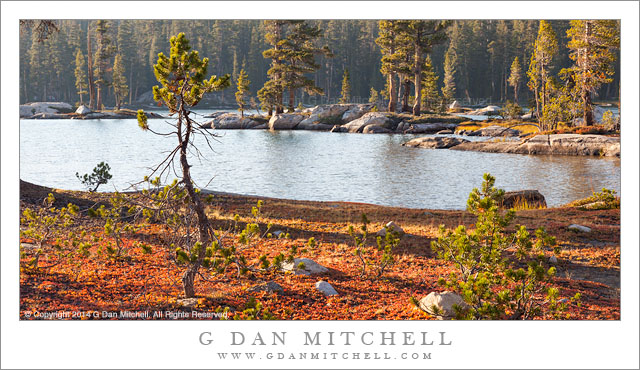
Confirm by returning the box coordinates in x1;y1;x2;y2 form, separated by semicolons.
449;100;461;109
404;123;459;134
451;134;620;157
296;121;335;131
248;281;284;294
549;255;558;264
467;105;502;116
403;136;469;149
568;224;591;233
282;258;329;275
20;102;74;117
341;104;374;123
376;221;405;237
75;105;92;115
363;125;393;134
269;113;304;130
419;291;468;317
315;281;338;296
207;113;261;129
436;129;454;135
501;190;547;209
475;125;521;137
343;112;392;133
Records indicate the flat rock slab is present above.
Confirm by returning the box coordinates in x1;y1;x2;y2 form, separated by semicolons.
282;258;329;275
403;136;469;149
451;134;620;157
501;190;547;209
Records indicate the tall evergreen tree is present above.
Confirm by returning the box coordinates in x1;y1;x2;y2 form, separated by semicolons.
112;54;128;110
339;68;351;103
74;48;88;104
420;55;440;112
400;20;450;115
441;44;457;106
508;56;522;102
93;20;116;109
527;20;558;121
565;20;620;126
117;20;136;105
262;20;292;114
376;20;403;112
235;68;251;117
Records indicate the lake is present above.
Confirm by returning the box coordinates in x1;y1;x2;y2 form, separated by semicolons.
19;117;620;210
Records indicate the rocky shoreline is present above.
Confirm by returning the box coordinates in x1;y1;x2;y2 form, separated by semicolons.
20;102;163;120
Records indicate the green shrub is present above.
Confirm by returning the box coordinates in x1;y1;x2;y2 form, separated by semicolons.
431;173;579;319
568;188;620;210
348;214;400;279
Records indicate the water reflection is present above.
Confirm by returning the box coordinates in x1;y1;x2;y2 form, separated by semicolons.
20;119;620;210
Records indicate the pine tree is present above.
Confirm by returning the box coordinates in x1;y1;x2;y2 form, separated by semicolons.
279;21;331;111
441;44;457;106
93;20;116;110
137;33;230;298
112;54;128;110
74;48;88;104
117;20;136;105
565;20;620;126
339;69;351;103
376;20;403;112
420;55;440;112
399;20;450;115
508;56;522;102
262;20;292;114
87;23;96;109
527;20;558;123
368;87;379;104
235;68;251;117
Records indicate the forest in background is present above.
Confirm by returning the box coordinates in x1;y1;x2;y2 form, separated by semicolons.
19;19;621;109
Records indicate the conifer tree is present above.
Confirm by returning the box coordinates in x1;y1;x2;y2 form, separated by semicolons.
74;48;88;104
281;21;332;112
116;20;136;105
508;56;522;102
235;69;251;117
368;87;379;104
441;44;457;106
376;20;402;112
565;20;620;126
112;54;128;110
262;20;292;114
527;20;558;122
86;23;96;109
399;20;450;115
420;55;440;112
93;20;116;110
339;69;351;104
137;33;230;298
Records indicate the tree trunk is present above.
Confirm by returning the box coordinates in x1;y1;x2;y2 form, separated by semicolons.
178;105;211;298
128;64;133;105
288;88;295;112
87;25;95;110
583;90;593;126
388;73;397;113
402;78;411;112
412;49;423;116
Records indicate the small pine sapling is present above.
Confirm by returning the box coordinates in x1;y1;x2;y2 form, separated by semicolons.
76;162;112;192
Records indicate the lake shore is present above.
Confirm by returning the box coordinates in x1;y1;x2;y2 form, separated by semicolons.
19;179;619;320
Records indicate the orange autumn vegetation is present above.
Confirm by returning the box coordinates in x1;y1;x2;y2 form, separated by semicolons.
19;180;620;320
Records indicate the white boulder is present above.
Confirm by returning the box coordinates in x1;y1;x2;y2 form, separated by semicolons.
568;224;591;233
419;291;468;317
315;281;338;296
282;258;329;275
268;113;304;130
75;105;92;115
376;221;405;237
342;112;392;133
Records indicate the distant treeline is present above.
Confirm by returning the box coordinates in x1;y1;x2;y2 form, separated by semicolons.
19;19;620;108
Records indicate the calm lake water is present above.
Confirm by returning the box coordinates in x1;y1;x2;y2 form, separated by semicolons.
19;117;620;210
